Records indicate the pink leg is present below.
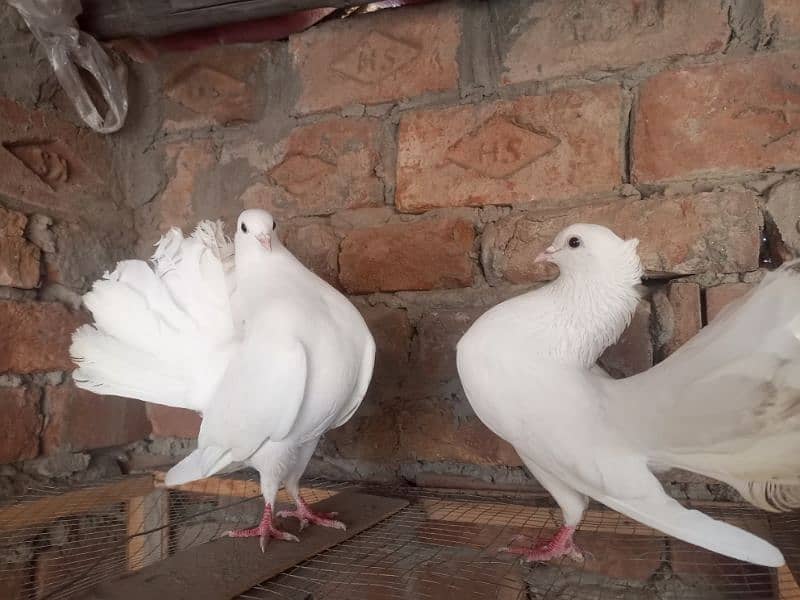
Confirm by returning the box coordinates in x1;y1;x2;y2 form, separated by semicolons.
500;526;584;562
277;496;346;531
224;503;299;552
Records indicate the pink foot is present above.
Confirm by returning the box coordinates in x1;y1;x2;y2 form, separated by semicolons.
224;504;299;552
277;498;346;532
500;526;584;562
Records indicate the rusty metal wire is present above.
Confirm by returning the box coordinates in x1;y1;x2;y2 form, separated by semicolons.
0;473;797;600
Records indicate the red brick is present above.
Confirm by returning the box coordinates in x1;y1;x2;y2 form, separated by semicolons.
0;206;40;289
339;219;475;293
599;300;653;378
135;140;215;252
147;404;201;438
396;398;522;466
282;223;340;288
359;305;412;387
240;118;383;219
655;282;702;358
325;403;399;461
501;0;728;84
42;383;150;453
634;52;800;183
705;282;753;323
765;0;800;40
396;85;623;212
0;387;41;463
0;99;114;223
481;191;761;285
290;2;460;114
161;45;266;131
0;301;87;373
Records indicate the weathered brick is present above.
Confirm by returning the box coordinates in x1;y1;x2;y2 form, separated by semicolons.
135;140;215;252
634;52;800;182
282;223;340;288
706;282;753;323
0;387;41;463
396;398;522;466
0;301;87;373
396;85;623;212
42;383;150;453
339;219;475;293
499;0;728;84
0;99;115;223
766;179;800;255
325;403;399;461
654;282;702;358
481;192;761;285
599;299;653;378
147;404;201;438
359;305;412;387
670;541;773;593
161;44;266;131
0;206;40;289
240;118;383;219
765;0;800;40
290;2;460;114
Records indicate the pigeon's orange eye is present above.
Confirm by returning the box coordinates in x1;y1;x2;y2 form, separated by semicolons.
241;223;248;233
568;236;581;248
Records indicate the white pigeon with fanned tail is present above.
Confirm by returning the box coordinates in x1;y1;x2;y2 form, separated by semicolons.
72;209;375;550
457;223;800;568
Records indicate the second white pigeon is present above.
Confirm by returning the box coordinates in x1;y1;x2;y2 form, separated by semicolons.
457;223;799;567
72;209;375;550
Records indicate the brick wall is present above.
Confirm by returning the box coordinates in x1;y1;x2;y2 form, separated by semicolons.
3;1;800;498
118;0;800;488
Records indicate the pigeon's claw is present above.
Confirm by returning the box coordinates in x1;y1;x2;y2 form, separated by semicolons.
278;498;346;531
224;503;299;551
499;526;583;562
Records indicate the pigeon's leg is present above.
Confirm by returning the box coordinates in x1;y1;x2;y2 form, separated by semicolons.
223;502;299;551
277;439;346;531
501;463;588;562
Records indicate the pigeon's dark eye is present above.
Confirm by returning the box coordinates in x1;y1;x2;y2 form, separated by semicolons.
241;222;248;234
568;236;581;249
272;221;276;231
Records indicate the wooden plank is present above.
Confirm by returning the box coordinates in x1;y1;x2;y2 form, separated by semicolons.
79;0;359;39
779;565;800;599
0;475;155;533
127;489;170;571
83;491;408;600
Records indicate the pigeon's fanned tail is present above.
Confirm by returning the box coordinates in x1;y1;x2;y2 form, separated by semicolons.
165;447;232;487
70;222;235;413
598;493;785;567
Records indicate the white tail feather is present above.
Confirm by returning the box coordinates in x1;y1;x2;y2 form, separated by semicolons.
164;447;232;486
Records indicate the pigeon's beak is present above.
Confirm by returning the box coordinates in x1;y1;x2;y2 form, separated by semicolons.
534;246;556;264
256;233;271;251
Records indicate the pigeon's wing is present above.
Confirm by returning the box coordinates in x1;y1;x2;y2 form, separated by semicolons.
604;262;800;511
71;222;236;412
198;333;308;463
496;364;783;568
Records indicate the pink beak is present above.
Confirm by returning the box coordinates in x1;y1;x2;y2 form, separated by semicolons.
256;233;271;251
534;246;556;264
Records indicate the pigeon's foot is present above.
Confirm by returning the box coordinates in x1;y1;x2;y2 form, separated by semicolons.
278;497;346;532
224;503;299;552
500;526;584;562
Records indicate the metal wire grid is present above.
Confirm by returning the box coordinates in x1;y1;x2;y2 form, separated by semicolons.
0;475;797;600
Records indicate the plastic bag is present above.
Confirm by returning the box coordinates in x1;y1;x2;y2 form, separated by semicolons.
9;0;128;134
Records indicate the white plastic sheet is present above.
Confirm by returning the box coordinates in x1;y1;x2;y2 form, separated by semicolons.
9;0;128;133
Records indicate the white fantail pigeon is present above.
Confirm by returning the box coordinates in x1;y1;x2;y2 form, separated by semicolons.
71;209;375;549
457;223;799;567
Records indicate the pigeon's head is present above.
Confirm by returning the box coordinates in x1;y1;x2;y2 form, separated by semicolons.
236;209;279;253
535;224;643;281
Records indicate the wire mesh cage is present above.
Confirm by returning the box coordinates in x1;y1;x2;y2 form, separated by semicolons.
0;470;798;600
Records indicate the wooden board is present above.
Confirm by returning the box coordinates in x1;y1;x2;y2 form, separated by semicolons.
82;491;408;600
0;475;155;533
79;0;359;39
